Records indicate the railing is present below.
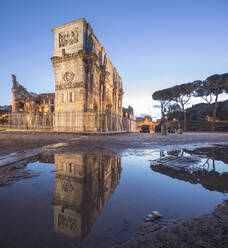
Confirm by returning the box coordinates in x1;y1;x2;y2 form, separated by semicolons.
8;112;53;131
8;112;136;133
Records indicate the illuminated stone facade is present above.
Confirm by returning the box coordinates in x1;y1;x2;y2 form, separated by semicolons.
9;19;136;132
51;18;125;132
10;74;54;128
136;115;157;132
11;74;55;114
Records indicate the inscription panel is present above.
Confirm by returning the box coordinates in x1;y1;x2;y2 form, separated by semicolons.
55;82;84;91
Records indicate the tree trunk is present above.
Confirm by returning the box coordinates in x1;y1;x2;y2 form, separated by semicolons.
181;104;187;131
184;111;187;131
211;94;218;131
160;102;164;118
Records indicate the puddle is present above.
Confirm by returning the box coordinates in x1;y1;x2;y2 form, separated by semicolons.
150;145;228;193
0;144;227;247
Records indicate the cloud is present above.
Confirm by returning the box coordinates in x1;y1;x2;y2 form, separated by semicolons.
152;104;161;109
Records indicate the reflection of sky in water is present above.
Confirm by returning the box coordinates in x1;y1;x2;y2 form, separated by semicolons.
199;158;228;173
0;147;227;248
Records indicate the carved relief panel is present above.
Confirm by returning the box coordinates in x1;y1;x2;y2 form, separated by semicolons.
55;70;84;91
59;28;79;48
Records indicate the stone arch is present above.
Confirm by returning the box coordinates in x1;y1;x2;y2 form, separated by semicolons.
19;100;25;112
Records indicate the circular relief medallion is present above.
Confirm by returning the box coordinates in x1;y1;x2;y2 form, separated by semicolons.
63;71;74;82
62;181;74;192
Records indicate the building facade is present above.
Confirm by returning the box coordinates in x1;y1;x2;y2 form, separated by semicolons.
10;74;54;128
136;115;157;132
9;18;136;132
51;18;125;132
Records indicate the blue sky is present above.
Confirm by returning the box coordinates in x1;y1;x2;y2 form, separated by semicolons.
1;0;227;117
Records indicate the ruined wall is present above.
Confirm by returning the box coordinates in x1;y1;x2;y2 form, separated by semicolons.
9;75;55;129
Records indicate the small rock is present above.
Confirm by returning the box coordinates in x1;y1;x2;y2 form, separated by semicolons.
152;211;162;218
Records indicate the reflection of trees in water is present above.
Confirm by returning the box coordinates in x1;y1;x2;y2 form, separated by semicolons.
158;145;228;172
51;152;122;240
151;145;228;193
184;145;228;171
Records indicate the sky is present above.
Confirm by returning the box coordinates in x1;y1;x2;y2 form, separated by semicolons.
0;0;228;118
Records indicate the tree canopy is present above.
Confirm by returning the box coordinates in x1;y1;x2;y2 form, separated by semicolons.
152;72;228;131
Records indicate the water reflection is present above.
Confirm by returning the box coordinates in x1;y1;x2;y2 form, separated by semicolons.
51;152;121;240
0;153;54;186
150;145;228;193
0;145;227;247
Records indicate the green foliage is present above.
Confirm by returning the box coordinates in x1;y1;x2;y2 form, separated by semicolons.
206;73;228;96
153;81;201;108
168;103;181;113
216;100;228;120
152;89;172;101
152;89;172;117
194;80;213;104
152;72;228;131
167;120;228;131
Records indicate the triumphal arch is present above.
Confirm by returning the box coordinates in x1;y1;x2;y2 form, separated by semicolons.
9;18;136;132
51;18;124;132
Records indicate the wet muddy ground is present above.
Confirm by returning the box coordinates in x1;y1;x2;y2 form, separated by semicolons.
0;131;228;155
113;201;228;248
0;132;228;247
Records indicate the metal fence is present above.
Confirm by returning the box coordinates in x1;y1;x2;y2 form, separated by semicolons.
8;112;136;133
8;112;53;131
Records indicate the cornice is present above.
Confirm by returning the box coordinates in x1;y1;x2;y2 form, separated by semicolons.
52;18;86;32
51;52;80;64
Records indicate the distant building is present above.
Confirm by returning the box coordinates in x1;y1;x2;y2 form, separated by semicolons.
136;115;157;132
205;115;220;122
122;106;134;120
0;105;11;125
10;74;54;128
11;74;55;114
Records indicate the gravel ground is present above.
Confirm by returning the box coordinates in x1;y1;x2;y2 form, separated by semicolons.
0;131;228;155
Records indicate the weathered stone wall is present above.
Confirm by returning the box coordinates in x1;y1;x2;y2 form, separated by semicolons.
10;74;55;129
9;19;136;132
51;18;124;132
